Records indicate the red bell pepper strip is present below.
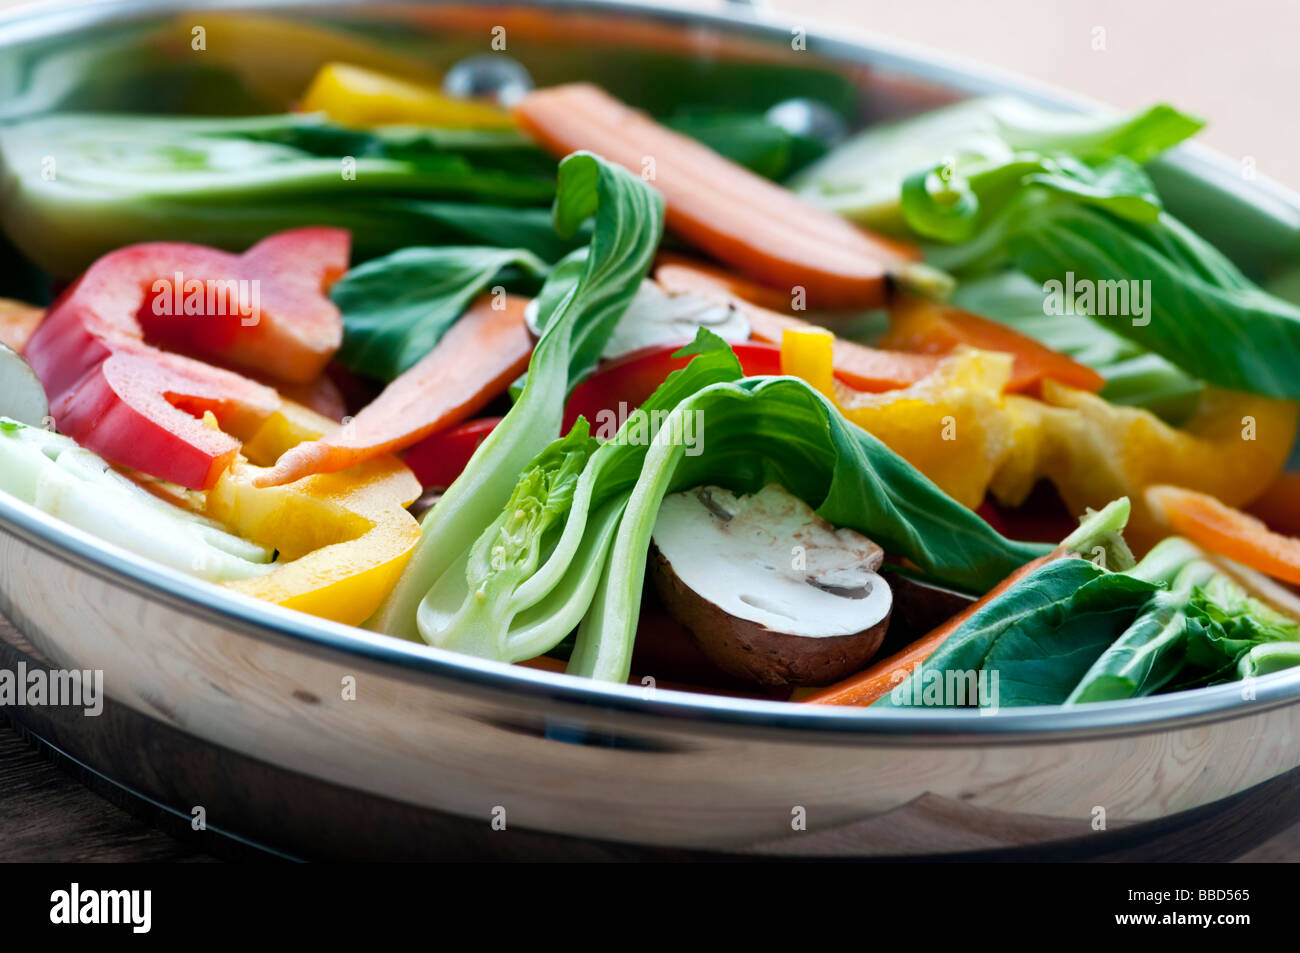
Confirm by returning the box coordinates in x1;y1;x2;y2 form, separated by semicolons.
23;228;346;489
563;340;782;432
45;346;277;490
136;227;349;384
255;294;533;487
402;416;503;489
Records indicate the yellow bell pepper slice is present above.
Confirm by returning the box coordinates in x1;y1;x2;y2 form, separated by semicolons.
1014;382;1299;550
783;327;1019;509
300;62;515;130
206;401;422;625
780;327;1299;551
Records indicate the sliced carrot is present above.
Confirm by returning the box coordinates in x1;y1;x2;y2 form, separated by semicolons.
1;298;43;351
514;83;920;309
1247;472;1300;537
254;294;532;487
881;296;1105;396
800;550;1062;706
653;262;940;393
1147;484;1300;586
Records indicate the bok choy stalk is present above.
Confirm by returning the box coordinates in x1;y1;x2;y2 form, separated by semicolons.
0;417;273;581
366;151;665;641
0;112;578;278
415;338;745;665
789;96;1202;231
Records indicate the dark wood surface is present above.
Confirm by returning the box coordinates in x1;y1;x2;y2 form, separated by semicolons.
1;608;1298;862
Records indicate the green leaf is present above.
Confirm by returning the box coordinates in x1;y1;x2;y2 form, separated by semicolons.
901;153;1161;244
1005;203;1300;399
1065;539;1214;703
979;570;1160;706
950;270;1203;422
0;112;563;278
332;246;549;380
1069;542;1300;702
791;96;1202;230
567;343;1050;681
875;556;1156;709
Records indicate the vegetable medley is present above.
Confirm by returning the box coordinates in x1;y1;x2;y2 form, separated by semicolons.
2;52;1299;712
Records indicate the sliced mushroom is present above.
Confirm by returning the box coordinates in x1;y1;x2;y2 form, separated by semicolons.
0;342;49;427
525;279;750;359
649;483;892;686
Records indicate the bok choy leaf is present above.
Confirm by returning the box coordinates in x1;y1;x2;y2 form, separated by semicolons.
790;96;1202;231
1002;201;1300;399
951;270;1204;423
0;112;575;278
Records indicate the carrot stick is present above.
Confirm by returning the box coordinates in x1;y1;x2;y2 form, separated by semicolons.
1247;472;1300;537
881;296;1105;396
255;294;532;486
800;550;1063;706
2;299;43;351
514;83;920;309
653;260;940;393
1147;484;1300;586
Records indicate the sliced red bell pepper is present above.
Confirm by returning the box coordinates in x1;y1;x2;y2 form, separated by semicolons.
136;227;349;384
563;340;782;432
45;346;278;490
23;228;346;489
402;416;503;490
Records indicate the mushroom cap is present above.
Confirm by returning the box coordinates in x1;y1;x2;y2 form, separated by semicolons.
649;484;892;686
